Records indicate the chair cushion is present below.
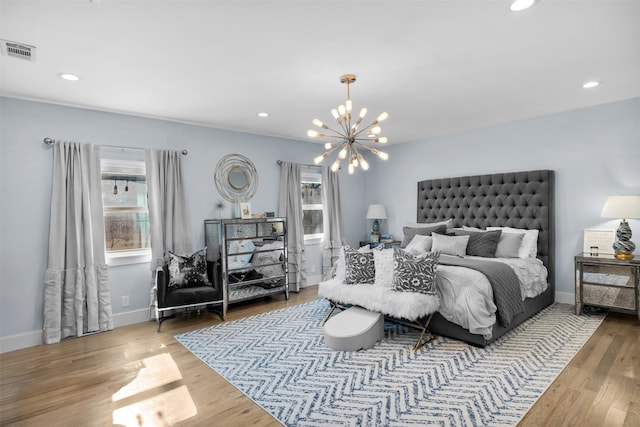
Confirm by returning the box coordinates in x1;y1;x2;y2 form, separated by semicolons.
160;285;218;308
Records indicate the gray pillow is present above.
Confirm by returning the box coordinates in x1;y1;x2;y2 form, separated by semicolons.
343;246;375;284
494;232;525;258
401;224;447;248
453;229;502;257
432;233;469;257
391;247;439;295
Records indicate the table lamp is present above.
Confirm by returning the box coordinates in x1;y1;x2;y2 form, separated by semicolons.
366;204;387;242
601;195;640;260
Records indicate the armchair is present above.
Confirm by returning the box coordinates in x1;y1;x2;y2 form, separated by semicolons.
156;260;223;331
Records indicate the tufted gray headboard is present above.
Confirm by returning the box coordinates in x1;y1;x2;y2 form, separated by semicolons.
417;170;554;289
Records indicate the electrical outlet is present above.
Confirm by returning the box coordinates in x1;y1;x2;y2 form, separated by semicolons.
311;265;316;273
121;295;130;307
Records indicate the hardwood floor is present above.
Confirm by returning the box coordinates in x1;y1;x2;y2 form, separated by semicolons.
1;287;638;427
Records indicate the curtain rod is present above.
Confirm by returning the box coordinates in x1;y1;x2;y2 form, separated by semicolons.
276;160;321;169
43;137;188;155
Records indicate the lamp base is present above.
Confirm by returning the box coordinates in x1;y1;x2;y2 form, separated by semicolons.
614;252;634;260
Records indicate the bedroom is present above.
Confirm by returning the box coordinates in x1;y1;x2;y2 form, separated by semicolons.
1;1;639;425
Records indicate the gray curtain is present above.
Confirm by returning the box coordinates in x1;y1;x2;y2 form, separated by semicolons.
43;142;113;344
145;149;193;315
321;167;344;279
278;161;306;292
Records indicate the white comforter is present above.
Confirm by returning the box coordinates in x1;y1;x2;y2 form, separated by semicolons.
430;256;547;338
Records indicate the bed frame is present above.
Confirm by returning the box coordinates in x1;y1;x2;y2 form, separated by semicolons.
417;169;555;346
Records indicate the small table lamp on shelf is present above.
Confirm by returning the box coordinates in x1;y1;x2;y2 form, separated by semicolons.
366;204;387;243
601;195;640;260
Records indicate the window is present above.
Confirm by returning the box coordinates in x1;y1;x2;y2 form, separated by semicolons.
301;172;323;242
101;159;151;265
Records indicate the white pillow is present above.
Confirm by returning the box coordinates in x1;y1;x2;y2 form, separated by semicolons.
404;234;433;255
432;233;469;257
373;248;394;288
487;227;538;258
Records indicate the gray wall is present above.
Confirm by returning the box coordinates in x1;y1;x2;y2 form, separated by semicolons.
0;97;366;348
1;96;639;351
368;97;640;301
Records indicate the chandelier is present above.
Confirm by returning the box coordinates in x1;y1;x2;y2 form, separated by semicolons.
308;74;389;174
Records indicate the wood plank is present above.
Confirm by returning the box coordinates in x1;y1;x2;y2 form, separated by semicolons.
1;291;639;426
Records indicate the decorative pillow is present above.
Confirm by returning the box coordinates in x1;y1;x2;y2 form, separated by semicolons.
431;233;469;257
392;247;439;295
453;229;502;257
494;232;525;258
167;248;211;289
401;224;447;248
487;227;539;258
404;234;433;255
373;248;394;288
343;246;375;284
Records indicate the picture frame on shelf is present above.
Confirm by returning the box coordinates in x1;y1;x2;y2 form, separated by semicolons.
240;202;252;219
583;228;616;255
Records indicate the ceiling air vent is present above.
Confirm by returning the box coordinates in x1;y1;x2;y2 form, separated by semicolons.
0;40;36;62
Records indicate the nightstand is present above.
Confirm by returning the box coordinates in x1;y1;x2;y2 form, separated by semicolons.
359;241;401;249
574;253;639;320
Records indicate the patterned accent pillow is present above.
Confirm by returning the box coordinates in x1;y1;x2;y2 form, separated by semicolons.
167;248;211;289
392;247;439;295
453;229;502;257
401;224;447;248
343;245;375;285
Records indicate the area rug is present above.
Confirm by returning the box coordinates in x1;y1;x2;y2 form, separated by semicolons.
175;300;605;426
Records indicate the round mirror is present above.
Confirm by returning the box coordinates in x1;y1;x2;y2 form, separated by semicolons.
228;167;249;190
214;154;258;202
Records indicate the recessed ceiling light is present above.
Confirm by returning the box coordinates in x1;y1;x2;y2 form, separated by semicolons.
582;81;600;89
257;112;270;118
509;0;538;12
58;73;80;81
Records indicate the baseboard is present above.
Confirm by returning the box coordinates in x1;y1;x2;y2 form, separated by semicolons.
0;308;151;354
303;275;323;287
555;291;574;305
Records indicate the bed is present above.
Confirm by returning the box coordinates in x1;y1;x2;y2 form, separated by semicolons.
415;169;555;346
319;169;554;347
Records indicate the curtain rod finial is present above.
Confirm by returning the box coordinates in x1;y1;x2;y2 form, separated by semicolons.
44;137;54;145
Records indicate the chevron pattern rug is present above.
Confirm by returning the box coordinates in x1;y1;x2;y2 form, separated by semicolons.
175;300;604;426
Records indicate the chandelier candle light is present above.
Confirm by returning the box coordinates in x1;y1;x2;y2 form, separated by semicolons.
309;74;389;174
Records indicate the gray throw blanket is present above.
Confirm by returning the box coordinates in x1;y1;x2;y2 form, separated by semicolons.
438;255;524;327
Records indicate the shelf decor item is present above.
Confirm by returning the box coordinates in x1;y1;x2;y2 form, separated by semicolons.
601;195;640;260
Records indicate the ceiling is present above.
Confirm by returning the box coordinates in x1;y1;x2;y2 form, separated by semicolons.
1;0;639;145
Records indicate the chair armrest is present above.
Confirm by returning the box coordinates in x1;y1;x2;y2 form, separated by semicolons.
156;266;170;306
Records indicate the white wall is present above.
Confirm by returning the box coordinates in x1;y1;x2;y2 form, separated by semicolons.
0;97;366;352
366;97;640;302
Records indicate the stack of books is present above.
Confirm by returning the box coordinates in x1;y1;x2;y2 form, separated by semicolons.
380;234;394;243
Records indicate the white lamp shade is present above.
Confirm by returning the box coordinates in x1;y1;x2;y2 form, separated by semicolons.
366;204;387;220
601;195;640;219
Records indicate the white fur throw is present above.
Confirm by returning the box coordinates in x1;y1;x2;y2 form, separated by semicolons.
318;277;440;322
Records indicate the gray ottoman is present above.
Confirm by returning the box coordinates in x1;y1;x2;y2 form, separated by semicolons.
323;306;384;351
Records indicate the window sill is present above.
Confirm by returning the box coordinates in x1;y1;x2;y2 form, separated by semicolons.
304;237;323;246
106;252;152;267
